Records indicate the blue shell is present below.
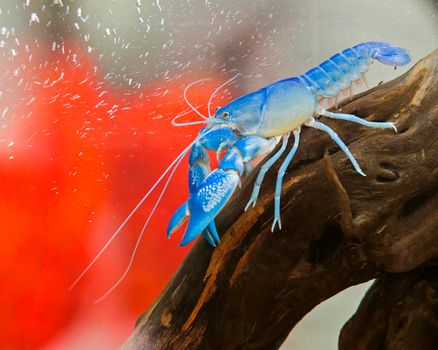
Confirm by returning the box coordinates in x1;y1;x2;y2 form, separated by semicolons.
300;42;411;97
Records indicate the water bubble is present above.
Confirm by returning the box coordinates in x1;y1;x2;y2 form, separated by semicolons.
30;13;40;25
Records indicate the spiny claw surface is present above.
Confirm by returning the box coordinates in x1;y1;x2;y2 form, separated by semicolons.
179;169;239;246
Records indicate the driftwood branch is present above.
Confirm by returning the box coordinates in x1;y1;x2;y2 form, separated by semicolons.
123;50;438;349
339;266;438;350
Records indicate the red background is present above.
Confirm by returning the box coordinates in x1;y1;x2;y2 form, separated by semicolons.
0;40;228;349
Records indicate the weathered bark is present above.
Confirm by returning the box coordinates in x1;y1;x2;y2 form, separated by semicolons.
339;266;438;350
123;50;438;350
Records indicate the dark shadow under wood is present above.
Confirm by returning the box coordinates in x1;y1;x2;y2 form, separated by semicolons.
123;50;438;350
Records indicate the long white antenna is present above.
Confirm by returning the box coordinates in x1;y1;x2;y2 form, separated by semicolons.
207;73;239;117
94;151;186;303
183;78;212;119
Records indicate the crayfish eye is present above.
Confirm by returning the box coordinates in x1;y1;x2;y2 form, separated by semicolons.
221;111;230;120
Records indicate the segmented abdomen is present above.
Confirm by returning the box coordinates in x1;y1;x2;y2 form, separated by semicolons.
299;42;411;97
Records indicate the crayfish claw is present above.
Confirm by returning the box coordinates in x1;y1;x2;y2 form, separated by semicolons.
202;221;220;246
179;169;240;246
167;202;189;239
206;220;220;244
169;207;220;246
202;228;216;247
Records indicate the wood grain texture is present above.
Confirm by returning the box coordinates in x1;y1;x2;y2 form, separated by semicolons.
123;50;438;350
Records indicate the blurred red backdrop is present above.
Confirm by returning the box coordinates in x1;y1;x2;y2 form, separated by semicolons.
0;40;230;349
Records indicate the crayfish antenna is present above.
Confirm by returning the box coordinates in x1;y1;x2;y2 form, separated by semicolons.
171;108;208;127
70;128;220;292
69;150;185;291
93;152;186;303
183;78;212;119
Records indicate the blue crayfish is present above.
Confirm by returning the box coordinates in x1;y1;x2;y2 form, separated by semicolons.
72;42;411;301
167;41;411;246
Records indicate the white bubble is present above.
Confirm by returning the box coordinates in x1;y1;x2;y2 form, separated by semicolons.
30;13;40;25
